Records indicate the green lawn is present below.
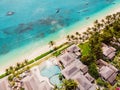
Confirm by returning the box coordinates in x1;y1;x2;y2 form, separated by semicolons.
78;42;91;56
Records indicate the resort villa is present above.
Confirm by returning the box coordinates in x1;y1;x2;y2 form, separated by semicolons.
66;44;81;58
102;43;116;60
0;77;11;90
22;75;52;90
58;45;96;90
97;59;118;84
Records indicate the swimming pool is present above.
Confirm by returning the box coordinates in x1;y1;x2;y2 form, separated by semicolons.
50;75;62;86
40;65;62;86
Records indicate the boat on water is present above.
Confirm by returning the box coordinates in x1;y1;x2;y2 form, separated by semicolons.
77;9;88;13
6;11;15;16
86;2;89;5
56;8;60;13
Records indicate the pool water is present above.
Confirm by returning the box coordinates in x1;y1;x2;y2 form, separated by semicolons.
40;65;61;78
40;65;62;86
50;75;62;86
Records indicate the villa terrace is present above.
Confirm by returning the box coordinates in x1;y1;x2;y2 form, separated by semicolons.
97;59;118;84
102;43;116;59
72;72;96;90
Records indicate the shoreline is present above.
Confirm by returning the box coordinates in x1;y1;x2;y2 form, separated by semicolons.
0;1;120;75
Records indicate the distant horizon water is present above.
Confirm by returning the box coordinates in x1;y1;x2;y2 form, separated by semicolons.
0;0;120;72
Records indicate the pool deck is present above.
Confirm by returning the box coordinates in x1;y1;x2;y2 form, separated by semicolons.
30;57;60;88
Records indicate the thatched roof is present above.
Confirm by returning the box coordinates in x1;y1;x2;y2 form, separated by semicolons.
97;59;118;84
85;73;95;83
107;52;116;59
58;52;75;67
22;75;52;90
61;60;82;79
67;44;80;53
102;43;116;59
0;78;11;90
22;75;39;90
108;64;118;72
79;64;88;74
108;73;117;84
99;66;114;80
72;72;95;90
97;59;108;68
66;44;81;58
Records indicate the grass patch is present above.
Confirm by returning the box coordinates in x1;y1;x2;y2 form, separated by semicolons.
53;44;71;57
0;73;7;79
96;78;108;87
34;50;53;61
78;42;91;56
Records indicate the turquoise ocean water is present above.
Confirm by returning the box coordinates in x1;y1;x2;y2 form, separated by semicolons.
0;0;120;71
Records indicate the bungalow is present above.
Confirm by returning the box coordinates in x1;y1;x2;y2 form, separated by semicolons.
22;75;52;90
58;45;96;89
61;60;82;79
61;60;88;79
97;59;108;68
72;72;96;90
102;43;116;59
0;77;12;90
22;75;40;90
97;59;118;84
66;44;81;58
58;52;75;67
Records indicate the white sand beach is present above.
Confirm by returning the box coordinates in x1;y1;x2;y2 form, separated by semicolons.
0;2;120;75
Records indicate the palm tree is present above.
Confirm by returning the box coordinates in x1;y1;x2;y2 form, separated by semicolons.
49;41;56;50
101;19;104;23
66;35;71;42
17;63;21;68
94;20;98;25
71;35;75;40
49;41;55;47
105;15;111;25
5;69;10;75
8;66;14;74
61;79;78;90
83;32;88;36
75;32;80;37
79;36;83;43
92;27;97;32
59;73;63;81
87;27;91;31
24;59;28;65
53;85;58;90
74;37;79;44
